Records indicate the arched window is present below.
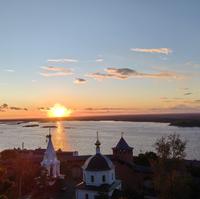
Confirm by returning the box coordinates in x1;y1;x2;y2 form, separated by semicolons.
91;175;94;182
102;175;106;182
85;193;89;199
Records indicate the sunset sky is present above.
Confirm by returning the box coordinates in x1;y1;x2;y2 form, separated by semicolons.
0;0;200;119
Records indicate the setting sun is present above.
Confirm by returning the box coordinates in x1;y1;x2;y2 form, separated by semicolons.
48;104;72;118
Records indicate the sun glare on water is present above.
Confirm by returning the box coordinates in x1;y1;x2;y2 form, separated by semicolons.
48;104;72;118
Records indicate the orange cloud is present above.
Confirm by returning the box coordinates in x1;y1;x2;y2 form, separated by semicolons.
40;66;73;77
74;78;87;84
88;67;183;80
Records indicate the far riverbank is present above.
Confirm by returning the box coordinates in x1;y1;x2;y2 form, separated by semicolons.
1;113;200;127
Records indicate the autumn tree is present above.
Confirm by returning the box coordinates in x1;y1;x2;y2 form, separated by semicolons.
154;133;186;160
152;133;192;199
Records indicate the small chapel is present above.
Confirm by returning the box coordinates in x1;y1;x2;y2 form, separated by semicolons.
41;133;60;178
76;133;121;199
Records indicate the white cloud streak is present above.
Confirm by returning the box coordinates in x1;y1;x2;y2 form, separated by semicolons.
96;58;104;62
40;66;73;77
4;69;15;72
130;48;172;55
47;58;78;63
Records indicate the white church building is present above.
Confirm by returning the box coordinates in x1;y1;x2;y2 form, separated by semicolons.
41;133;60;178
76;133;121;199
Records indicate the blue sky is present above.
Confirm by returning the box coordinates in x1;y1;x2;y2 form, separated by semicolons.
0;0;200;118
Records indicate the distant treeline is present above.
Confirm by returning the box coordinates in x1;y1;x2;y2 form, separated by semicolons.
1;113;200;127
169;120;200;127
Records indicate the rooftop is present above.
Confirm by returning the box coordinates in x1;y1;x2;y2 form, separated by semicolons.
113;136;133;150
82;153;114;171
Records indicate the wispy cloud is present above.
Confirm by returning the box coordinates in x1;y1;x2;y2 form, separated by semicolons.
40;72;73;77
193;100;200;103
159;96;200;106
185;61;200;68
38;107;50;111
10;107;28;111
80;107;139;114
160;96;169;100
149;104;200;113
87;67;182;80
84;107;137;111
169;104;200;112
130;48;172;55
96;58;104;62
0;103;28;112
74;78;87;84
47;58;78;63
4;69;15;72
40;66;73;77
0;104;9;110
41;66;71;72
184;92;192;96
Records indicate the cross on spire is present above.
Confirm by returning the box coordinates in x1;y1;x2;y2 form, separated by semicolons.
95;131;101;154
121;132;124;138
49;127;51;137
46;128;52;142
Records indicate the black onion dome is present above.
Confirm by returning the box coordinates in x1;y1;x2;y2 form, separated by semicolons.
82;153;114;171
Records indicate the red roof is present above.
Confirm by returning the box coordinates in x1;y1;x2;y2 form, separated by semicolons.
113;137;133;150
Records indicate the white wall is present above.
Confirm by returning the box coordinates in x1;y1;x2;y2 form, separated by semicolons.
83;169;115;186
76;190;97;199
76;190;113;199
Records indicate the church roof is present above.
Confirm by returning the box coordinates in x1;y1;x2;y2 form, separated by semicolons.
41;134;59;166
113;136;133;150
82;132;114;171
82;153;114;171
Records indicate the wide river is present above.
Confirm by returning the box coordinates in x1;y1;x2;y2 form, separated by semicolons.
0;121;200;160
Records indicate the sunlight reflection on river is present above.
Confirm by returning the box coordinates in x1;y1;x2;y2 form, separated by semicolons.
51;121;71;151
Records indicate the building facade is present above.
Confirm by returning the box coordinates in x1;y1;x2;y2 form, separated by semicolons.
76;133;121;199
